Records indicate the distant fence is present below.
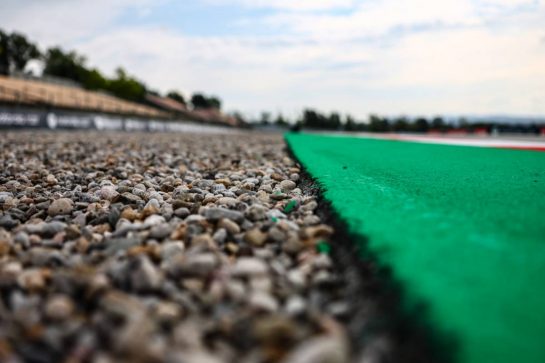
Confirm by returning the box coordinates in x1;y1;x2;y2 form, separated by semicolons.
0;106;235;133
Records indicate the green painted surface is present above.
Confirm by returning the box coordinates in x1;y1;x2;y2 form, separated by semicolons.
286;133;545;363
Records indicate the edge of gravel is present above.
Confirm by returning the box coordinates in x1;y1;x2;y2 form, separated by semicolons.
285;134;458;363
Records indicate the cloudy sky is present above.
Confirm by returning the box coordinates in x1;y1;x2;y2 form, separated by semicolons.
1;0;544;119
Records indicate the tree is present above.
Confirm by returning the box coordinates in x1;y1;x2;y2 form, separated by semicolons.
328;112;341;130
166;91;186;105
300;109;323;129
80;68;108;90
259;111;271;125
106;67;147;102
0;30;41;75
297;109;348;130
208;96;221;109
8;32;41;72
191;93;210;109
191;93;222;109
392;116;409;132
0;30;7;75
344;115;357;131
43;47;87;82
1;28;239;114
412;117;429;133
44;49;148;101
431;116;445;131
369;114;390;132
274;114;289;127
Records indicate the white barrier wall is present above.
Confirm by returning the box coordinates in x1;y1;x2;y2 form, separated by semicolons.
0;107;235;133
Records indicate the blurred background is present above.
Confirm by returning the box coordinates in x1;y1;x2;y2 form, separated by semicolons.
1;0;544;131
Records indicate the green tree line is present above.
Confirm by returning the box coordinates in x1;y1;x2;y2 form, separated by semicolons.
258;108;545;134
257;109;445;132
0;29;221;109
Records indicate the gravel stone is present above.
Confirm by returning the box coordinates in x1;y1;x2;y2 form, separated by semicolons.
161;241;185;260
48;198;73;216
212;228;227;244
217;196;237;207
0;192;13;204
173;207;190;218
0;131;358;363
149;223;172;239
283;336;349;363
245;204;268;221
232;257;268;277
45;294;75;320
249;291;279;312
244;228;268;247
167;253;218;277
217;218;240;234
0;214;18;229
204;207;244;223
131;256;162;292
99;185;119;201
280;179;297;191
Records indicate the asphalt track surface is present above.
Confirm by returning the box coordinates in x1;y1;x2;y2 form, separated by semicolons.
350;133;545;151
286;133;545;363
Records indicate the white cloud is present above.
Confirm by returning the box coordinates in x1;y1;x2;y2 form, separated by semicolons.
1;0;544;118
0;0;157;46
73;21;545;116
203;0;355;11
261;0;543;42
480;0;536;6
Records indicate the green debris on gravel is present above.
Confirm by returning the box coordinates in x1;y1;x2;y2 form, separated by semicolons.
316;240;331;254
284;199;298;213
286;132;545;363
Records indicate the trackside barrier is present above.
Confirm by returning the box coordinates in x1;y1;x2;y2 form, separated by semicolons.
0;107;235;133
0;110;41;127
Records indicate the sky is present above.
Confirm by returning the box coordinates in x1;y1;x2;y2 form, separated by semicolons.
1;0;544;120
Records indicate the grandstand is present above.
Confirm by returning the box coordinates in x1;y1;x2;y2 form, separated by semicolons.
146;93;241;126
192;108;240;127
145;93;201;122
0;75;168;118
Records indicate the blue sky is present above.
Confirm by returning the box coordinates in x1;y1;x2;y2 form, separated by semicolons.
1;0;544;120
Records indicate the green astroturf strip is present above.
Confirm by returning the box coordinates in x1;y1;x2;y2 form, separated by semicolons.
286;133;545;363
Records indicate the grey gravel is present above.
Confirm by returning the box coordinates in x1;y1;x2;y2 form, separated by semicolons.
48;197;73;216
0;131;356;363
204;207;244;223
